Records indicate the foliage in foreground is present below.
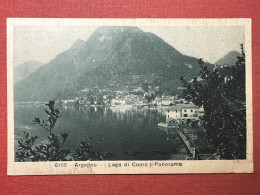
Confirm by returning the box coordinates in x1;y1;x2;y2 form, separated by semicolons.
180;44;246;159
16;100;105;162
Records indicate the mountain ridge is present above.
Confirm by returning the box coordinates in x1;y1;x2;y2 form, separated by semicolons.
14;26;213;101
14;60;44;84
215;50;242;66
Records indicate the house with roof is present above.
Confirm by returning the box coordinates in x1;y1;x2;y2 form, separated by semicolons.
180;103;199;118
166;103;203;122
166;105;182;120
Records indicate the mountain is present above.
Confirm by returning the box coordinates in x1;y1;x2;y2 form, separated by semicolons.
14;26;213;101
13;60;43;84
215;51;242;66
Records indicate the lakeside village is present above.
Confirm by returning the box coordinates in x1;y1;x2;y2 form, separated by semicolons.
59;86;209;160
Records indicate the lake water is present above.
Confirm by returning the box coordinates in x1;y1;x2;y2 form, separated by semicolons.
14;104;188;161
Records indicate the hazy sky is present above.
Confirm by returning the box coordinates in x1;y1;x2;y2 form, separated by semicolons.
13;25;244;66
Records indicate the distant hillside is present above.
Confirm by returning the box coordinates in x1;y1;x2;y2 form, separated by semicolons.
215;51;242;66
14;60;43;84
14;26;213;101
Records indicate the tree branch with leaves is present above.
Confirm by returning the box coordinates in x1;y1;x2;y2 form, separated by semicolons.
16;100;105;162
180;44;246;159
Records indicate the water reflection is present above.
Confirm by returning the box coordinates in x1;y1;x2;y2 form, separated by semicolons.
14;104;188;160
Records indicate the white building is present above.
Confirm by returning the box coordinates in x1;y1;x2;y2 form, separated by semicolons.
153;97;175;106
180;104;199;118
166;103;203;121
166;105;182;120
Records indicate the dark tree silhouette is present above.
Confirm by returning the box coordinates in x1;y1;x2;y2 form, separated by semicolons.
16;100;105;162
180;44;246;159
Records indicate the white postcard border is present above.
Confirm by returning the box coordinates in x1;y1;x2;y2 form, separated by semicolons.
7;18;253;175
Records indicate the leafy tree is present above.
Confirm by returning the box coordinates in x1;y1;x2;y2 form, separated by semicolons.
16;100;105;161
73;139;105;161
33;100;61;135
180;44;246;159
16;101;71;161
16;131;70;161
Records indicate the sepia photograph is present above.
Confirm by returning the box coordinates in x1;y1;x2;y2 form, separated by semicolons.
7;18;253;175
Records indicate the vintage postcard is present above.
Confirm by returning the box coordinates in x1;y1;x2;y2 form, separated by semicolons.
7;18;253;175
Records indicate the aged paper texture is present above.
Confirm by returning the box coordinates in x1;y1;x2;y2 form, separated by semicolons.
7;18;253;175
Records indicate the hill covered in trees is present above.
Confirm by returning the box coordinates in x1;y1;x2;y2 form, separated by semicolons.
14;26;213;101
